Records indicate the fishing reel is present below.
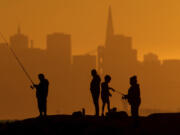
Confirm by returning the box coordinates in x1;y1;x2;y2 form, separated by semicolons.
122;95;126;99
122;95;128;100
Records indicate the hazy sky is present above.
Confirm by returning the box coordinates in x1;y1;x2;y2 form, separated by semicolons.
0;0;180;60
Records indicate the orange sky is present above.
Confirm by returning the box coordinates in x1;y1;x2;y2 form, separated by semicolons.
0;0;180;60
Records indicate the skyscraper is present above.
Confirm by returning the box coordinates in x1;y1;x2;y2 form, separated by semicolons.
98;6;139;90
105;6;114;47
46;33;72;113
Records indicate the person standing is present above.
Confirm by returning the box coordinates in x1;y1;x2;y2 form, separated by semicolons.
32;73;49;117
90;69;101;116
123;76;141;118
101;75;115;116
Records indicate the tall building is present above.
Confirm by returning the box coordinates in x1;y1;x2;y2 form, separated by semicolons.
105;6;114;47
98;6;139;90
46;33;72;113
47;33;71;64
46;33;71;77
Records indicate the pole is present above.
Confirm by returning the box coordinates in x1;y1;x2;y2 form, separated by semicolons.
0;32;35;85
115;90;125;96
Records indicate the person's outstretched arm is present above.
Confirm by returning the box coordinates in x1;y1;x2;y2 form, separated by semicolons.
30;84;38;89
108;87;115;92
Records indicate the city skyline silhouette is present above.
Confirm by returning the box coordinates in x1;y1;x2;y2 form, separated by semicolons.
1;0;180;60
0;6;180;120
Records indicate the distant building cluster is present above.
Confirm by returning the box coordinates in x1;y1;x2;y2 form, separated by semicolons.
0;7;180;118
0;25;96;117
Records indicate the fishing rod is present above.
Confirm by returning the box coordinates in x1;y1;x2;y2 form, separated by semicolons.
114;89;129;111
114;90;125;96
0;32;35;85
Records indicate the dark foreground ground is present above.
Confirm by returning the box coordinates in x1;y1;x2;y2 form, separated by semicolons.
1;113;180;135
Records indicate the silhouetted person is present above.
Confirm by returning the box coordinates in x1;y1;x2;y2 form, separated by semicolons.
32;74;49;117
123;76;141;118
90;69;101;116
101;75;115;116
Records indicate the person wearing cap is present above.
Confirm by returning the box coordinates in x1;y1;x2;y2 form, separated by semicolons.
123;76;141;118
101;75;115;116
32;73;49;117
